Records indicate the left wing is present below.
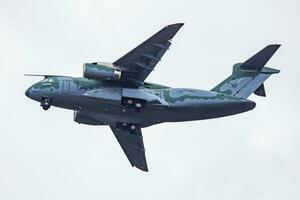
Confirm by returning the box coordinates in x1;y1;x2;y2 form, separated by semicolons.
110;124;148;171
113;23;184;85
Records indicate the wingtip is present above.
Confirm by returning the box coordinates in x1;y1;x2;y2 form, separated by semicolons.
166;23;184;28
176;22;185;26
134;164;149;172
268;44;281;49
265;44;281;53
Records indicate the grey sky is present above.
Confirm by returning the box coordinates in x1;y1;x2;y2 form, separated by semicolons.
0;0;299;199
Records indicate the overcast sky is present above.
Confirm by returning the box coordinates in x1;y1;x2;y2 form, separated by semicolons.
0;0;299;199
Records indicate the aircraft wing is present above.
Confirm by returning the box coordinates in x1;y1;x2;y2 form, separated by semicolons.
113;23;184;85
110;125;148;171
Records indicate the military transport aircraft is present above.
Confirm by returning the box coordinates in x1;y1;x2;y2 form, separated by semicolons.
25;23;280;171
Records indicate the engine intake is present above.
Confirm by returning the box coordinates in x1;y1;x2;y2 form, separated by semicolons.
83;62;121;80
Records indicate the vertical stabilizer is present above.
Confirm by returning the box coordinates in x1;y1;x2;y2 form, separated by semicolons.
212;44;280;98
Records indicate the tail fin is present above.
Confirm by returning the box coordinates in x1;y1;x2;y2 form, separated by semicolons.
212;44;280;98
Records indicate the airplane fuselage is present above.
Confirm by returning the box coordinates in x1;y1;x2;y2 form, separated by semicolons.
24;22;280;171
25;76;256;127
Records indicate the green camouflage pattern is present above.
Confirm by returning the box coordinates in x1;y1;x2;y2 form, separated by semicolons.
24;23;281;172
212;63;279;98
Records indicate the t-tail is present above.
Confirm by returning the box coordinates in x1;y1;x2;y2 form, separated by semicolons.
212;44;280;98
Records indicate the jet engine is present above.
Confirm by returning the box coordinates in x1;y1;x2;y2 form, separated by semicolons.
73;111;104;125
83;62;121;81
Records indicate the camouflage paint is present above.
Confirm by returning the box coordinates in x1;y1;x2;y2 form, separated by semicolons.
162;88;239;104
212;64;279;98
72;77;102;90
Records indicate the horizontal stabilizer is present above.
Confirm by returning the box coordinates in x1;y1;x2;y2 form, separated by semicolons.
240;44;281;70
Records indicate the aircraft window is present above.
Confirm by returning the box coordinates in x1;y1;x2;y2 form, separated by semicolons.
41;78;55;83
41;79;49;83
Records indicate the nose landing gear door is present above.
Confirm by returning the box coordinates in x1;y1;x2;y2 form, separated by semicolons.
62;80;70;94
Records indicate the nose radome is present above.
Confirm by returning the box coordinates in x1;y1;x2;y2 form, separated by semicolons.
25;87;31;97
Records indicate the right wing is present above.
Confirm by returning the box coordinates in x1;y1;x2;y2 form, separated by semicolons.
113;23;184;85
110;124;148;172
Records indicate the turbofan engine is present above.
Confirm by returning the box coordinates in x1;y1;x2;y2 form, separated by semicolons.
83;62;121;81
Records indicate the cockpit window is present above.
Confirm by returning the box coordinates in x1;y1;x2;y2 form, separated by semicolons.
41;78;54;83
41;79;49;83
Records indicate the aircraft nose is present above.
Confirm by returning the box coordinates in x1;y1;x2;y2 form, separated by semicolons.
25;87;31;98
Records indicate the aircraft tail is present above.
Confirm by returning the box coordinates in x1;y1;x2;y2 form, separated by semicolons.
212;44;280;98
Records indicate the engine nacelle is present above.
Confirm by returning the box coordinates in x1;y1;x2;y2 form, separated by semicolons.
73;111;104;125
83;62;121;81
